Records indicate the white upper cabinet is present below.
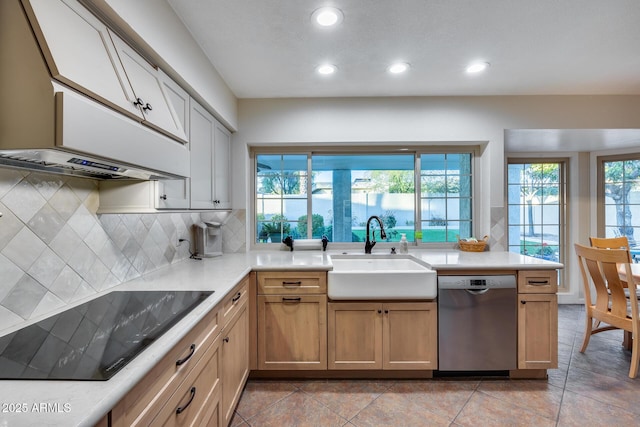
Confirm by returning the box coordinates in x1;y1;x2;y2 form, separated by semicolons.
190;100;231;209
22;0;188;143
23;0;141;119
213;121;232;209
108;31;188;142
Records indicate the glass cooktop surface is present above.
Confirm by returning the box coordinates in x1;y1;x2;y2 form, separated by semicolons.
0;290;213;381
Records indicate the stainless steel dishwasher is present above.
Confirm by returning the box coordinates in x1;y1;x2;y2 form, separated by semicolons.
438;275;517;371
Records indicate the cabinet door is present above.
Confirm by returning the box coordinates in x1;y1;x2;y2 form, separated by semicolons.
23;0;141;119
383;302;437;370
328;302;382;370
221;300;249;426
155;179;190;210
189;101;216;209
108;30;188;142
213;122;231;209
257;295;327;370
517;294;558;369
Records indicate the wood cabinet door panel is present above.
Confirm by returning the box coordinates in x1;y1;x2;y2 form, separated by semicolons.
221;300;249;425
258;295;327;370
383;302;437;370
328;302;382;370
518;294;558;369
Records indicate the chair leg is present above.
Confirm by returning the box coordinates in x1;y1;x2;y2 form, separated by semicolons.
580;315;594;353
630;332;639;379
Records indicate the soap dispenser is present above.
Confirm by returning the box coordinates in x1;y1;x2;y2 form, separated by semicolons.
399;233;409;254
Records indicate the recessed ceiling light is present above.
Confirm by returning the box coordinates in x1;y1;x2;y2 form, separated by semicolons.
316;64;337;75
388;62;410;74
466;61;490;73
312;7;344;27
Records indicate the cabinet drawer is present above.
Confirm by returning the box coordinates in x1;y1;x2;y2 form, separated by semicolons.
111;304;221;427
518;270;557;293
257;271;327;294
150;333;222;427
222;276;250;323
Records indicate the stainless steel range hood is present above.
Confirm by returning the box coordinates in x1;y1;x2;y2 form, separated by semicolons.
0;0;190;180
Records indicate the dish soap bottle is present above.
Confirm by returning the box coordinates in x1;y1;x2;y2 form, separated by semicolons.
399;233;409;254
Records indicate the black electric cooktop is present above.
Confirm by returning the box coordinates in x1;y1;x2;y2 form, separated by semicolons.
0;290;213;381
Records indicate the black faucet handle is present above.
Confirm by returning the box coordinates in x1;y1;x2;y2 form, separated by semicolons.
283;235;294;251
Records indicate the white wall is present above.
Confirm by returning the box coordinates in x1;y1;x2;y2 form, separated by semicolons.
233;95;640;302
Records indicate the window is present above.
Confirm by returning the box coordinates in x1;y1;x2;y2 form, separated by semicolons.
420;153;473;242
256;154;307;243
598;155;640;262
254;149;475;245
507;160;566;266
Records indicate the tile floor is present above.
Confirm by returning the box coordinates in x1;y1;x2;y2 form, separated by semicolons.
230;305;640;426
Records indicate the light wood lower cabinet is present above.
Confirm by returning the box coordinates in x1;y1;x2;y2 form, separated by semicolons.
328;302;437;370
221;295;249;426
518;293;558;369
255;271;328;371
109;277;250;427
517;269;558;369
110;303;222;427
257;294;328;370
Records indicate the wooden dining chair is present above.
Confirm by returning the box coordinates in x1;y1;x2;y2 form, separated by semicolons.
575;243;640;378
590;236;633;261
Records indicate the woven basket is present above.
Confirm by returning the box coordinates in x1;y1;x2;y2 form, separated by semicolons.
457;235;489;252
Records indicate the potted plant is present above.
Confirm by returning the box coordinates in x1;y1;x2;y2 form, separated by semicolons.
260;214;290;243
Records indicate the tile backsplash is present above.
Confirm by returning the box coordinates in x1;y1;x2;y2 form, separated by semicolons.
0;168;245;332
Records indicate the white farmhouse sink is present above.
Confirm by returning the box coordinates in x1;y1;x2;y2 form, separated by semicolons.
328;254;437;300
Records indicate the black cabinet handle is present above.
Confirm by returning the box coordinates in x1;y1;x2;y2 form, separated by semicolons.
133;97;144;107
282;297;302;302
528;280;549;285
176;344;196;366
521;300;527;304
232;292;242;303
223;337;229;343
159;194;167;200
143;103;152;111
384;310;389;314
283;281;302;286
377;310;382;314
176;386;196;414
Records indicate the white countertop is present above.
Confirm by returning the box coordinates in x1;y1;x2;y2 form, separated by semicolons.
0;249;561;427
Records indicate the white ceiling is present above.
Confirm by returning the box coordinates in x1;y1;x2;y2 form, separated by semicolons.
167;0;640;99
166;0;640;152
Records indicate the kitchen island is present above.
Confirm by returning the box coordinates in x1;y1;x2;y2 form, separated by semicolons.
0;250;561;427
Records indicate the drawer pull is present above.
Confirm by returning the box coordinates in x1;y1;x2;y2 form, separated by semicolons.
282;297;302;302
223;337;230;343
176;344;196;366
232;292;242;303
521;300;527;304
528;280;549;285
282;281;302;286
176;386;196;414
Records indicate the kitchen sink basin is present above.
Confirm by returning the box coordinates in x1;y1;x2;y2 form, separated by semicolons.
328;254;437;300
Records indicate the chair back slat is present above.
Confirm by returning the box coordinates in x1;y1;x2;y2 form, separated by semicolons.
589;236;633;262
575;244;635;324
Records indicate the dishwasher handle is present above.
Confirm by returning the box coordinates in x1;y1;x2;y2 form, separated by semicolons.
465;288;490;295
